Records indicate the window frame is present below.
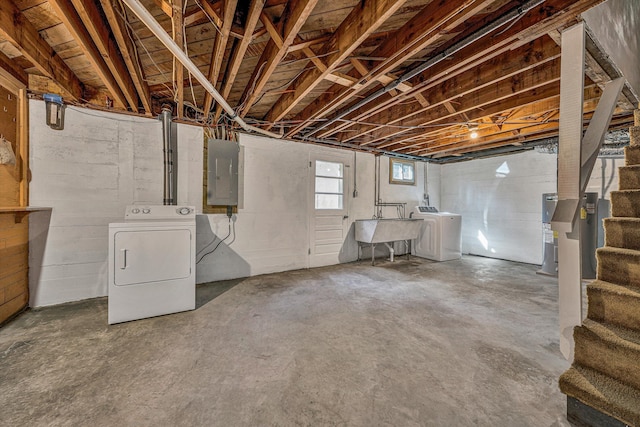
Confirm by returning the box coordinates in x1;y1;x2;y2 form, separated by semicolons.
314;160;345;210
389;158;416;185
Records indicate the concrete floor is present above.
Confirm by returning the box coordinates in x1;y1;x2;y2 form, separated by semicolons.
0;255;571;426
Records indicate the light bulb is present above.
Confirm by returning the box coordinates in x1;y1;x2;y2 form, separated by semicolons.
470;131;478;139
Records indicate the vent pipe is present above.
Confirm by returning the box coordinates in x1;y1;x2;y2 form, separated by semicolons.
160;107;177;205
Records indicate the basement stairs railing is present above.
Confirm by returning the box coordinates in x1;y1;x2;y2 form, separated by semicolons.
560;108;640;427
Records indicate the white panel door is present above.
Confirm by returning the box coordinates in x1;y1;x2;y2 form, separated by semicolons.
309;153;350;268
114;229;192;286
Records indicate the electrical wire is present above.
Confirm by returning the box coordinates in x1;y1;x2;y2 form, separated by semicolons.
196;216;233;264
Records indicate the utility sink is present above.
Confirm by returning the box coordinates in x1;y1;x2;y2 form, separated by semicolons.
355;218;423;265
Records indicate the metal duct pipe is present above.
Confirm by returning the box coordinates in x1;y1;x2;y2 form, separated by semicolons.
303;0;546;139
160;107;176;205
121;0;282;140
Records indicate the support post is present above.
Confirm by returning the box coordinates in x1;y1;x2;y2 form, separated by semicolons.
553;23;625;362
553;22;585;362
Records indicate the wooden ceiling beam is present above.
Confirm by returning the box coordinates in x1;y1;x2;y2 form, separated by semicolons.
202;0;239;115
429;113;632;158
99;0;152;115
153;0;174;17
359;62;563;149
344;37;561;145
184;0;220;25
263;0;409;127
0;0;84;100
0;50;27;92
387;85;603;154
288;35;330;52
172;0;184;117
387;91;587;151
70;0;141;112
299;0;603;140
237;0;319;118
214;0;265;122
49;0;128;109
284;0;496;136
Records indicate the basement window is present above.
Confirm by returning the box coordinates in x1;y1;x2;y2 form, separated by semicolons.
389;158;415;185
315;160;344;209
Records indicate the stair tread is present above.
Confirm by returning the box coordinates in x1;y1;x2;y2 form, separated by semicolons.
604;217;640;224
582;318;640;348
612;189;640;194
589;279;640;299
560;365;640;426
598;246;640;256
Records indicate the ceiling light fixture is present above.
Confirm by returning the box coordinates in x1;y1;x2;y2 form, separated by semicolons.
467;123;479;139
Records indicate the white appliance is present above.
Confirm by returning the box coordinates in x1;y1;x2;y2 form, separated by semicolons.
411;207;462;261
108;205;196;324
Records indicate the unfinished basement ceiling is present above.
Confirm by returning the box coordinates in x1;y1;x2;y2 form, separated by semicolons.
0;0;637;160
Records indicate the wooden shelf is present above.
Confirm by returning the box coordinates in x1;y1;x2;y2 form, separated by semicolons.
0;206;52;223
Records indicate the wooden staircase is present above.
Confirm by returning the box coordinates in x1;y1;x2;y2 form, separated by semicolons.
559;109;640;427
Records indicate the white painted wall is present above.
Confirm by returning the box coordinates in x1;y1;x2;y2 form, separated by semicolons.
28;101;203;307
438;150;621;265
28;102;424;306
439;150;557;264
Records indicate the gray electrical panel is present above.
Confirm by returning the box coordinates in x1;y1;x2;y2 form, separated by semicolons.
538;192;606;279
207;139;239;206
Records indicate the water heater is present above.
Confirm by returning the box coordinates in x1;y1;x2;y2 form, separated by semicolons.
538;192;608;279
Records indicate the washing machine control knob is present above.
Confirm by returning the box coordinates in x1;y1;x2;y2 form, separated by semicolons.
142;208;151;214
178;207;191;215
131;208;140;214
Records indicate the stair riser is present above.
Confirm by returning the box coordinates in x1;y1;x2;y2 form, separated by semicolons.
588;288;640;331
632;126;640;147
619;167;640;191
604;220;640;250
611;192;640;217
597;250;640;288
574;327;640;390
625;146;640;166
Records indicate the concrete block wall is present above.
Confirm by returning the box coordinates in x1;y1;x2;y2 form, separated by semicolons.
439;150;558;265
29;101;165;306
28;102;425;306
438;151;620;265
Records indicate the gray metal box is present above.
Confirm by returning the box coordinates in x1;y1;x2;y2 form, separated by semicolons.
207;139;239;206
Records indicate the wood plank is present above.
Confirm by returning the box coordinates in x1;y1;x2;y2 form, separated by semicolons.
17;88;28;206
237;0;320;118
0;290;27;324
48;0;128;108
284;0;494;135
343;37;561;144
0;0;84;100
0;50;28;92
214;0;265;121
99;0;153;115
202;0;239;115
153;0;174;17
70;0;140;111
264;0;408;126
173;0;184;117
295;0;603;141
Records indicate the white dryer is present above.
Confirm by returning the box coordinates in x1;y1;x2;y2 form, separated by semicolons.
108;205;196;324
411;207;462;261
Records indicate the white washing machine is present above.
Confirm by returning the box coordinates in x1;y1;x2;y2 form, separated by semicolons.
108;205;196;324
411;207;462;261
